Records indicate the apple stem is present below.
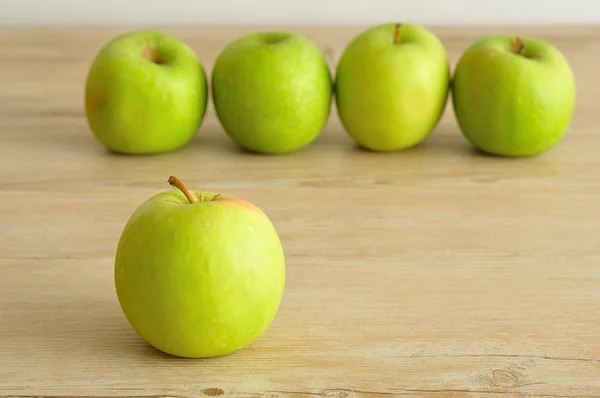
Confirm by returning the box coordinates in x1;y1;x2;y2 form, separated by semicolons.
168;176;196;204
394;23;402;44
510;37;526;56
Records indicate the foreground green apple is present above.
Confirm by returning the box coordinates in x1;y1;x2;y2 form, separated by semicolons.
452;36;576;157
114;176;286;358
335;23;450;151
85;31;208;155
211;31;332;154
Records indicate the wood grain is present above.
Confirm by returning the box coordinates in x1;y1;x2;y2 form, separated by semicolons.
1;25;600;398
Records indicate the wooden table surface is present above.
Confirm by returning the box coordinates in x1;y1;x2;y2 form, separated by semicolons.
1;25;600;397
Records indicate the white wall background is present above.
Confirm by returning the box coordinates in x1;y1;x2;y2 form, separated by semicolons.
0;0;598;26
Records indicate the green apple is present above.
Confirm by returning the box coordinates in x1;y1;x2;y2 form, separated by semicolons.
452;36;576;157
114;176;286;358
335;23;450;152
85;31;208;155
211;31;332;154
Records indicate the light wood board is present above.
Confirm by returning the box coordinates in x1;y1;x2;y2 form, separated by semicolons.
1;26;600;397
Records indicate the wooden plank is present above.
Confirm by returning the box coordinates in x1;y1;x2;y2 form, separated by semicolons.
1;26;600;397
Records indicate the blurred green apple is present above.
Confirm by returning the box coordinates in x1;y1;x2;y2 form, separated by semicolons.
114;176;286;358
211;31;332;154
335;23;450;151
85;31;208;155
452;36;576;157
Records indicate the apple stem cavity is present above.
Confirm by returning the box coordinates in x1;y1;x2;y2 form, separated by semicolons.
510;37;526;56
394;24;402;44
143;46;167;65
168;176;196;204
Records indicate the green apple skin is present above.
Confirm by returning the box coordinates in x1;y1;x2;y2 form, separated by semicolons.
452;36;576;157
211;32;333;154
85;31;208;155
335;23;450;152
114;189;286;358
